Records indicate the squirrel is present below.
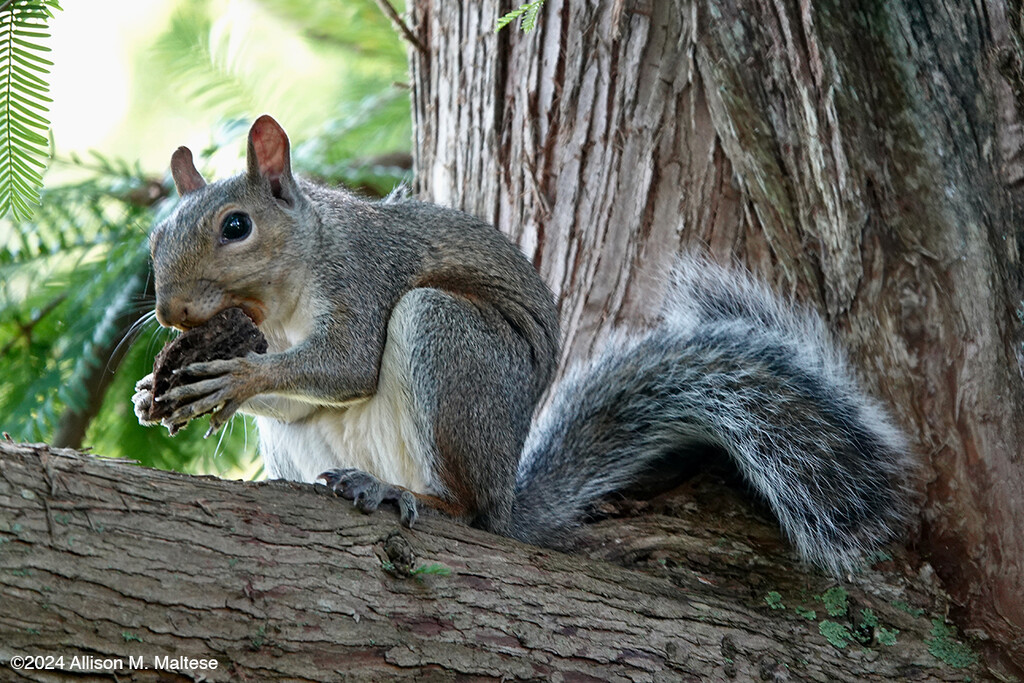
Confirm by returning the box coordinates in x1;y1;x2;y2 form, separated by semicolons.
133;114;912;576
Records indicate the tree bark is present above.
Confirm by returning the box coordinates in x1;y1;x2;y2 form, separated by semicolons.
0;442;994;680
409;0;1024;673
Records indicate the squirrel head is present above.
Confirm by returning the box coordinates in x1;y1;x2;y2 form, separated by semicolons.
150;115;314;331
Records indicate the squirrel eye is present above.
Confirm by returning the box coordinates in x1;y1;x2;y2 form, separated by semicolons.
220;212;252;243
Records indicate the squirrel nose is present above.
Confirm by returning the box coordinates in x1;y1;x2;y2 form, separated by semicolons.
156;298;200;330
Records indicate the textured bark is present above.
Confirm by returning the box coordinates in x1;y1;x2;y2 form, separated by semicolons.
0;442;994;680
410;0;1024;673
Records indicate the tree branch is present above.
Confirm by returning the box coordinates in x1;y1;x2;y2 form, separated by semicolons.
0;293;66;357
371;0;426;54
0;442;989;680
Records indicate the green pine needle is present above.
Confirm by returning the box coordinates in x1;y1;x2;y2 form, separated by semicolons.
0;0;60;220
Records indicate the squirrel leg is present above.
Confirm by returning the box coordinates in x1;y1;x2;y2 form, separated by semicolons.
390;287;539;535
318;287;543;535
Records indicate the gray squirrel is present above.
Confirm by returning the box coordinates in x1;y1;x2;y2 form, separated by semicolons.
133;115;912;576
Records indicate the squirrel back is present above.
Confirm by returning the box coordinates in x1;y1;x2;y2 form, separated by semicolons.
513;257;912;574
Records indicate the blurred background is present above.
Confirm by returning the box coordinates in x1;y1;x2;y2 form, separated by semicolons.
0;0;412;478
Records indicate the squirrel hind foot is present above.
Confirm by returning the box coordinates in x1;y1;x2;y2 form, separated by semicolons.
320;468;419;528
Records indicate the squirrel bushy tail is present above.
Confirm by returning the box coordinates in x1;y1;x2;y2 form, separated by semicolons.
511;256;912;575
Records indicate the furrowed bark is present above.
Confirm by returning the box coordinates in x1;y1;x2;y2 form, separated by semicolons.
409;0;1024;673
0;442;992;680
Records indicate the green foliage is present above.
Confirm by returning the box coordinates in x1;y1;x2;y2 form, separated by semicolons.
877;626;899;646
1;0;412;477
496;1;546;33
411;563;452;581
818;620;853;649
250;624;267;650
0;154;152;440
862;549;892;567
259;0;407;60
293;90;412;195
764;591;785;610
0;0;61;220
892;600;925;617
153;1;262;120
793;606;816;620
815;587;849;617
926;619;978;669
859;608;878;628
148;0;410;141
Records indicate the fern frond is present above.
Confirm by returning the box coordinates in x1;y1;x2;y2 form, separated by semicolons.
152;4;260;119
0;160;156;269
293;88;412;192
496;1;545;33
259;0;406;65
0;0;60;220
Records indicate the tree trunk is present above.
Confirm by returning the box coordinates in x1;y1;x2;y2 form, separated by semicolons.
409;0;1024;673
0;442;994;680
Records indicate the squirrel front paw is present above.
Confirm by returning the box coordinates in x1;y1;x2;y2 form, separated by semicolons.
156;356;262;436
319;468;418;528
132;373;159;426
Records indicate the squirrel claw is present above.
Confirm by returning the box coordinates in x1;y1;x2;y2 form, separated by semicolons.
131;388;159;426
397;490;418;528
206;401;240;437
319;468;418;528
134;373;154;392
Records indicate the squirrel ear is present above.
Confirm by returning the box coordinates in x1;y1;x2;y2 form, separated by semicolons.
247;114;294;204
170;146;206;195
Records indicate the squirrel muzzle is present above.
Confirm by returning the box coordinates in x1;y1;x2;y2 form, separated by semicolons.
156;296;207;331
156;292;265;331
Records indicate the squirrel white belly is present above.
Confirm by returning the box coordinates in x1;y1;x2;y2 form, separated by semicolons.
135;115;913;575
251;290;440;494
